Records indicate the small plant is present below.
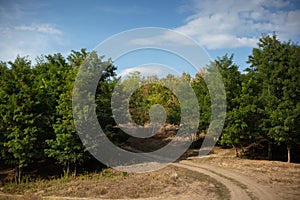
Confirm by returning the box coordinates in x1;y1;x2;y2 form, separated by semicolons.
121;171;128;177
21;174;32;184
101;168;114;178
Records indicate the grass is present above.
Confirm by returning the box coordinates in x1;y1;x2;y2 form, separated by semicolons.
1;168;127;195
0;166;227;199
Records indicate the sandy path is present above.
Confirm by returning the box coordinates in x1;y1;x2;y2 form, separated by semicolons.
173;159;277;200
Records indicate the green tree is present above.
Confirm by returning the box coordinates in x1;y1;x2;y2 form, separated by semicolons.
0;62;10;166
45;49;118;175
45;50;88;176
248;34;300;162
268;43;300;162
2;57;40;183
209;55;242;156
123;73;181;126
191;70;211;133
32;54;71;162
248;34;281;159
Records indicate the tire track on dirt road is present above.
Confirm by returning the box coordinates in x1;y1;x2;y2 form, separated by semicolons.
172;162;250;200
173;159;276;200
119;146;274;200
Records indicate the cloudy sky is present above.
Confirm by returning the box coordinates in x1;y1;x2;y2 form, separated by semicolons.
0;0;299;74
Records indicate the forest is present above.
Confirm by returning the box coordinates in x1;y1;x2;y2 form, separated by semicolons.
0;34;299;183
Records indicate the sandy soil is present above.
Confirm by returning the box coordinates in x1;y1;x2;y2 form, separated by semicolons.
188;147;300;200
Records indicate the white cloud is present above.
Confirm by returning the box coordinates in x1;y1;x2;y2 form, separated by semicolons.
0;2;65;62
15;23;62;35
174;0;300;49
118;65;179;79
0;25;65;62
199;34;258;49
129;30;195;46
128;0;300;50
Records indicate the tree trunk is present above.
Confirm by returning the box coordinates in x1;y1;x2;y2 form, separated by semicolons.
240;144;245;155
268;142;272;160
287;146;291;163
66;162;70;177
233;145;239;157
14;167;18;184
73;163;77;177
15;167;21;184
18;167;21;184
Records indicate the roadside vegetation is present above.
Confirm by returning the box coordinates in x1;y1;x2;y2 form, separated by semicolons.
1;165;229;200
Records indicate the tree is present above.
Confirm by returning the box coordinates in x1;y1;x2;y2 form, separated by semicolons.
45;49;119;175
191;70;211;133
1;57;40;183
209;54;243;156
248;34;282;159
248;34;300;162
268;43;300;162
0;62;10;166
45;50;88;176
121;72;180;126
32;54;71;162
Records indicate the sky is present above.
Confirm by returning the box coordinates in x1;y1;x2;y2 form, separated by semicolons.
1;0;300;75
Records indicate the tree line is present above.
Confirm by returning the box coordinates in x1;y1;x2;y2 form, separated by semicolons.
0;34;299;183
0;49;118;182
123;34;300;162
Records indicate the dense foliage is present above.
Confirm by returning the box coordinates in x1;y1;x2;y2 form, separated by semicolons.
0;35;299;183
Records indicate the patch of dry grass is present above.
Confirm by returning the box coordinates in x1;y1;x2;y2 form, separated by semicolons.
0;166;227;199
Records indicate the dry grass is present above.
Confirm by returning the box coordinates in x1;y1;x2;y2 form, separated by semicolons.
0;166;227;199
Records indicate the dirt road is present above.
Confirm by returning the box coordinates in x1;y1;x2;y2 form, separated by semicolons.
172;159;277;200
120;143;279;200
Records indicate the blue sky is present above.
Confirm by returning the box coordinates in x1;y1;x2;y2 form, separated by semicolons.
1;0;300;75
